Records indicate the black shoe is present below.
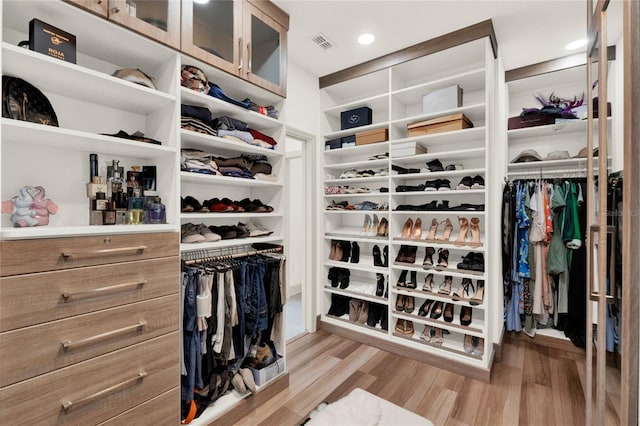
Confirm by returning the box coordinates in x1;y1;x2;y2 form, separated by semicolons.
395;245;407;263
456;176;473;190
373;245;383;267
437;179;451;191
350;242;360;263
436;200;450;210
338;268;350;289
383;245;388;267
471;175;485;189
425;179;440;191
367;303;381;326
397;269;408;287
420;200;438;210
436;248;449;269
423;246;435;267
340;241;351;262
407;270;417;289
376;273;385;296
426;159;444;172
380;308;388;330
328;267;339;287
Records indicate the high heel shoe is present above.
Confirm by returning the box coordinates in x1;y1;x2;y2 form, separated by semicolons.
406;270;417;289
436;218;453;242
452;278;474;301
404;295;415;313
396;269;408;287
469;217;482;247
411;217;422;239
443;303;454;322
430;301;443;319
329;240;337;261
436;248;449;270
423;273;435;292
454;216;469;246
425;218;439;242
460;305;472;326
395;294;405;311
382;245;388;267
350;241;360;263
404;245;417;264
376;273;385;296
418;299;434;316
395;245;407;263
401;218;413;239
372;214;380;236
422;246;435;268
362;214;372;234
377;217;389;237
470;280;484;305
373;245;383;266
438;275;452;295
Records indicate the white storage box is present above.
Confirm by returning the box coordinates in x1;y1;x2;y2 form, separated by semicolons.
423;84;463;114
391;141;427;158
250;356;285;386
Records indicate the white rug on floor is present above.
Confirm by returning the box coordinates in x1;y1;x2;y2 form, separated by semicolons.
305;388;433;426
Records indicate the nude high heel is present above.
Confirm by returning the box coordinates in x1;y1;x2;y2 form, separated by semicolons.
411;217;422;239
470;280;484;306
401;218;413;239
425;218;439;242
469;217;482;247
436;218;453;242
454;216;469;246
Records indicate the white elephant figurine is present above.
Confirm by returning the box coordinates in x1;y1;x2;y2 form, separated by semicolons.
1;185;59;227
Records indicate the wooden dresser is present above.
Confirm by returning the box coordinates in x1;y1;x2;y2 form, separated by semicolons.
0;232;180;425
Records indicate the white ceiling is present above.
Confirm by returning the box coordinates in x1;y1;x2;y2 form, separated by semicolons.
273;0;624;78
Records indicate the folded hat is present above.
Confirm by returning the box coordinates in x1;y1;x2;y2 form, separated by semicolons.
545;150;570;161
511;149;542;163
574;146;599;158
112;68;157;89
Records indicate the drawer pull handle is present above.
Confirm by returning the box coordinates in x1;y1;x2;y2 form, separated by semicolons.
62;245;147;258
238;37;243;70
62;280;147;300
61;320;147;350
62;371;147;411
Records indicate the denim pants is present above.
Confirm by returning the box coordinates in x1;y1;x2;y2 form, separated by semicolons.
181;269;202;400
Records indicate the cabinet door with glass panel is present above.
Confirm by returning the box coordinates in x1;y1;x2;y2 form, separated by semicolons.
106;0;180;49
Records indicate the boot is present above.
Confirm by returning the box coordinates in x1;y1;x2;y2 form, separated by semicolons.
350;241;360;263
340;241;351;262
375;273;385;296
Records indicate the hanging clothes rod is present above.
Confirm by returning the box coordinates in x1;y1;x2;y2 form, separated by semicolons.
506;168;591;179
182;244;283;265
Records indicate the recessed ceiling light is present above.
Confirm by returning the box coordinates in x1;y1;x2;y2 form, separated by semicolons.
566;39;587;50
358;33;375;45
193;0;210;4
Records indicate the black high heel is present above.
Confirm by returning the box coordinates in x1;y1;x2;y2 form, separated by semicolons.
340;240;351;262
350;241;360;263
443;303;454;322
383;245;388;267
375;273;385;296
372;245;383;266
397;269;408;287
406;270;417;289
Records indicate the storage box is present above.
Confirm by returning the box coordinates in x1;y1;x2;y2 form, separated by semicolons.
507;113;557;130
391;141;427;157
29;19;76;63
341;134;356;148
325;137;342;150
355;127;388;146
423;85;463;114
407;113;473;136
340;106;372;130
250;356;285;386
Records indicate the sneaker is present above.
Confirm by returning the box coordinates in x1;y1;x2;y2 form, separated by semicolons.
426;159;444;172
245;222;273;237
471;175;485;189
424;179;440;191
437;179;451;191
194;223;221;241
445;163;464;171
181;223;206;243
456;176;473;190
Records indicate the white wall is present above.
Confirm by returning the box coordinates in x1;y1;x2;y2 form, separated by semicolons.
284;61;320;135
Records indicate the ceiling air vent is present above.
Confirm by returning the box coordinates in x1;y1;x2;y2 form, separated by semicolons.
311;33;335;50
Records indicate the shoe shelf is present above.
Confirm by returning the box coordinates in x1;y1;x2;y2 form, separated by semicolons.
390;189;485;197
393;330;483;360
323;285;388;305
0;224;177;240
324;192;389;199
180;235;283;253
324;260;388;274
324;176;389;185
391;147;486;166
180;171;283;188
391;238;486;252
394;285;486;311
181;212;282;220
391;309;484;337
322;93;389;116
324;314;388;335
391;263;486;280
181;130;283;159
180;88;283;132
324;210;389;215
391;67;485;102
323;143;389;159
324;231;388;243
507;117;612;142
391;209;485;214
390;168;486;181
324;158;389;171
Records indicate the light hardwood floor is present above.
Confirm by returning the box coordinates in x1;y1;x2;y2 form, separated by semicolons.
233;331;620;425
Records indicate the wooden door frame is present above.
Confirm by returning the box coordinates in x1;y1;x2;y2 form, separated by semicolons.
620;0;640;424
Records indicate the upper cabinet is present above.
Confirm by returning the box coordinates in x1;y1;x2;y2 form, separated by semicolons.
65;0;180;49
181;0;288;97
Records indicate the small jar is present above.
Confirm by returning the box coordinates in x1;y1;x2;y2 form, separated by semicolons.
147;202;166;224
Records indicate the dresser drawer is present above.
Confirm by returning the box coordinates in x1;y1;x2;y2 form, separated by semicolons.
0;332;178;425
1;295;179;387
0;257;179;331
0;232;178;276
98;387;179;426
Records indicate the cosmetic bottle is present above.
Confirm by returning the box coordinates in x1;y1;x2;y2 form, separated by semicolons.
103;201;117;225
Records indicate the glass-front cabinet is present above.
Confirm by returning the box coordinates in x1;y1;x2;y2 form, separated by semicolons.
181;0;288;96
106;0;180;49
65;0;108;17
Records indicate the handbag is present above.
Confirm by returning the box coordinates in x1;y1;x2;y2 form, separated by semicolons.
2;76;58;126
